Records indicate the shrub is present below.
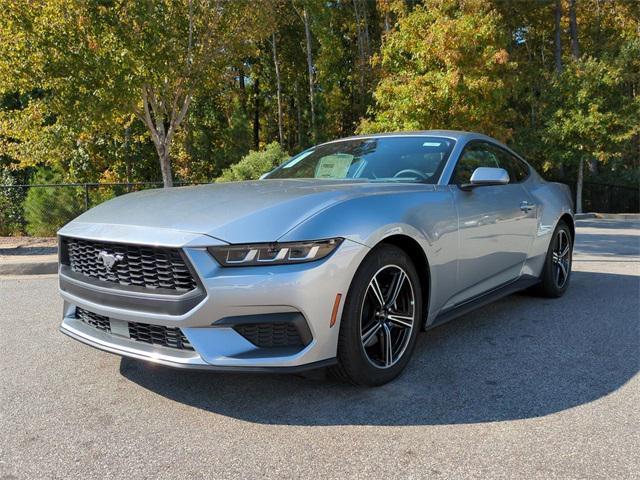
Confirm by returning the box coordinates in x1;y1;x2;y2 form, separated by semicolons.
0;169;28;235
217;142;289;182
23;168;84;236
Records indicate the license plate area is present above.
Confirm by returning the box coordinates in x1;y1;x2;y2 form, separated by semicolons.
109;318;130;338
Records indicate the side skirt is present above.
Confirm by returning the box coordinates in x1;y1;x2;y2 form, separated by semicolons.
427;276;540;330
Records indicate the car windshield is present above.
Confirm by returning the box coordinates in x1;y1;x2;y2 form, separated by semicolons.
265;136;456;183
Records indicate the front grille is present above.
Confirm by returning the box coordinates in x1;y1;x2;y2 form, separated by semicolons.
75;307;193;351
234;323;304;348
62;238;197;292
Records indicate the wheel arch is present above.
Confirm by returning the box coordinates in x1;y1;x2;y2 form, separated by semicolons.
377;234;431;330
558;213;575;242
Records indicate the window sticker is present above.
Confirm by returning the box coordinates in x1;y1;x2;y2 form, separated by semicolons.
314;154;353;179
423;142;442;147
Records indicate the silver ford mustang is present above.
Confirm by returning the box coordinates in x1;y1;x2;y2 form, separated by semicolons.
58;131;574;385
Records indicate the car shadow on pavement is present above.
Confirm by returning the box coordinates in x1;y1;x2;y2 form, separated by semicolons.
120;270;639;426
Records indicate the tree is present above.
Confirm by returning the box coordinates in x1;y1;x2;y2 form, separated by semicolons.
0;0;272;187
293;1;320;144
352;0;372;107
23;167;84;236
301;6;318;143
544;55;639;212
567;0;586;211
360;0;516;141
1;0;638;216
554;0;563;75
271;33;285;145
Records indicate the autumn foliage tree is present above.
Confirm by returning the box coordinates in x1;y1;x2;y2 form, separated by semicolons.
360;0;516;141
0;0;271;187
0;0;638;218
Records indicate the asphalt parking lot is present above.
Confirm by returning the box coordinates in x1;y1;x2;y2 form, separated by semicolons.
1;219;638;479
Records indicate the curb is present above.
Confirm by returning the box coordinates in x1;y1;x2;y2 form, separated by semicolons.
0;255;58;276
595;213;640;220
574;213;597;220
575;213;639;220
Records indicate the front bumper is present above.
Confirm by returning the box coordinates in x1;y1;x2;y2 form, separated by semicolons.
59;234;369;370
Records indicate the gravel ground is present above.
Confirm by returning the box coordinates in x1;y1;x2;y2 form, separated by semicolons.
0;219;638;479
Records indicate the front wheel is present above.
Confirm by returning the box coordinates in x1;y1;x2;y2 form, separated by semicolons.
332;244;422;386
535;220;573;298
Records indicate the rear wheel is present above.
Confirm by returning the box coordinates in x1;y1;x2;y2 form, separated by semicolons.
535;220;573;298
332;245;422;386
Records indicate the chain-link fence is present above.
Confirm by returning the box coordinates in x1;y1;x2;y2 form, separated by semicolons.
0;182;202;237
0;180;637;237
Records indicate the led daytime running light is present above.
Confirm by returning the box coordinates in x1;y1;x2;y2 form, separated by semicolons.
208;238;343;267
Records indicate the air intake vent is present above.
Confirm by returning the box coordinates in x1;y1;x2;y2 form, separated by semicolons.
233;323;305;348
128;322;193;351
75;307;193;351
76;307;111;332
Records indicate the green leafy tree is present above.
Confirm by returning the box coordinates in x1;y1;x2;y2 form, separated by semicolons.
360;0;516;140
23;168;84;236
544;54;639;212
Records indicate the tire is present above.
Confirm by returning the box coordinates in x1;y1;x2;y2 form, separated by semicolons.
534;220;573;298
332;244;423;386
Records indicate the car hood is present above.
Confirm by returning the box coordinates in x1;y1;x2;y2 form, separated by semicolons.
64;179;435;244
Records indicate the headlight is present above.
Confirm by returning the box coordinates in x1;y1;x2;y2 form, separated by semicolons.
208;238;344;267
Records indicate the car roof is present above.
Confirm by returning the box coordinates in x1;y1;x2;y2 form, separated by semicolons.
319;130;497;145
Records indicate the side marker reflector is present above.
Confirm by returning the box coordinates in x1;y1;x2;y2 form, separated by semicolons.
330;293;342;328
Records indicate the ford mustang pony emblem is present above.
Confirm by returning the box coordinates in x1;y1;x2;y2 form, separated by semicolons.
97;251;124;271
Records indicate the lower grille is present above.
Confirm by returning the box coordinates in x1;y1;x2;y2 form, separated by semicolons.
128;322;193;350
76;308;111;332
75;307;193;351
234;323;304;348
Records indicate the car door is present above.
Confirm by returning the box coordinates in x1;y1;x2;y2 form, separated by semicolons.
447;141;538;306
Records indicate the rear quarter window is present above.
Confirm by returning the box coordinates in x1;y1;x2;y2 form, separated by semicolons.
491;145;530;183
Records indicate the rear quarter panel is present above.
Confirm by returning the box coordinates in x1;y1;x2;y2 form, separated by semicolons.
522;177;574;277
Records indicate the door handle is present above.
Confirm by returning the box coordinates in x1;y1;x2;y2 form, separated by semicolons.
520;201;535;212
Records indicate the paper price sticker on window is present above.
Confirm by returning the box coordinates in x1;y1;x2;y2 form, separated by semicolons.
314;154;353;179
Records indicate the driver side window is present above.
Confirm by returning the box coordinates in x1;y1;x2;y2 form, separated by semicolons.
452;142;500;184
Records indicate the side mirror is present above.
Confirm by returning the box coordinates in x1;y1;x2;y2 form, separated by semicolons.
460;167;510;191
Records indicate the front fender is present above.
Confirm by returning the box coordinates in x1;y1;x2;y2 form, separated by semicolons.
279;188;460;320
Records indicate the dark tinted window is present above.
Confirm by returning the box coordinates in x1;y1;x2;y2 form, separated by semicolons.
452;142;500;184
452;141;529;184
491;147;529;183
